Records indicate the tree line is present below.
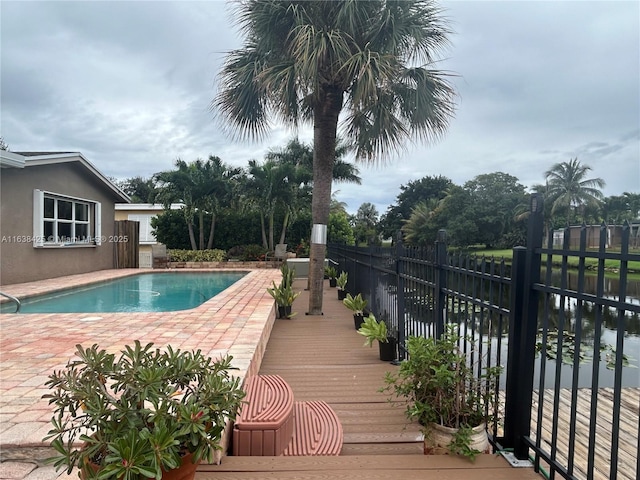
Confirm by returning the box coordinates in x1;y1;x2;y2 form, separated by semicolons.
120;145;638;253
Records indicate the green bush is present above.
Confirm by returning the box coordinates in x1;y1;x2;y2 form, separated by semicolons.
240;244;268;261
168;249;226;262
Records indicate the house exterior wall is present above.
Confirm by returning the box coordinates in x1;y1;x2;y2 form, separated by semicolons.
0;162;121;285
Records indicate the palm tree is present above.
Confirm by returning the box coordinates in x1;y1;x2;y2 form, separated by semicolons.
155;157;240;250
401;199;440;246
214;0;456;314
200;156;244;249
544;158;605;225
245;159;295;251
155;160;199;250
267;138;362;245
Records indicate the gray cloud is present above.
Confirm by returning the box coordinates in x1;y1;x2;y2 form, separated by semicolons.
1;0;638;215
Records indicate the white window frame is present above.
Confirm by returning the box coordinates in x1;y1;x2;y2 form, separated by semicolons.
33;189;102;247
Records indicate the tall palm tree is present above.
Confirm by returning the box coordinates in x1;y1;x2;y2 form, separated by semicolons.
214;0;456;314
544;158;605;225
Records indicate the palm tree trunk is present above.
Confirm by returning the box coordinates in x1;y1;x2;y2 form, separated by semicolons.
207;212;216;249
308;86;342;315
187;222;197;251
260;214;268;250
198;211;205;250
278;210;290;245
268;212;275;252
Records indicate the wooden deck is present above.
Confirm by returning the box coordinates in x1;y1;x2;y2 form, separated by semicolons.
196;279;542;480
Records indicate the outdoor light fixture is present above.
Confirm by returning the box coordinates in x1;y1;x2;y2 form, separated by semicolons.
530;193;543;213
311;224;327;244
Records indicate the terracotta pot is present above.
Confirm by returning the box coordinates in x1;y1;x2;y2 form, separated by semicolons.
162;453;200;480
82;452;200;480
423;423;489;456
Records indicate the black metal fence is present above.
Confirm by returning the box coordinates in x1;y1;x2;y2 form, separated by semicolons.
328;194;640;480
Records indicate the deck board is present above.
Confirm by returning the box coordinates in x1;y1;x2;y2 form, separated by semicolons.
197;279;542;480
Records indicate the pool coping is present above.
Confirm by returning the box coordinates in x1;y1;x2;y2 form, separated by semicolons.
0;267;282;463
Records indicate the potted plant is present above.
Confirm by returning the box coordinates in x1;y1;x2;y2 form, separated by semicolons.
357;313;396;361
381;325;503;460
342;293;368;329
267;264;300;318
325;266;337;287
335;271;348;300
267;281;300;318
42;341;245;480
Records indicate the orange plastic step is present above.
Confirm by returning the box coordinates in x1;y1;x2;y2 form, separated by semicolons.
283;401;343;456
233;374;295;456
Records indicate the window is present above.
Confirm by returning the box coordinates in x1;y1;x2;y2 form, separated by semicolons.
33;190;101;247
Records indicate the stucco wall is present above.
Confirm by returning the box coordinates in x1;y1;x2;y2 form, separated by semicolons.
0;162;122;285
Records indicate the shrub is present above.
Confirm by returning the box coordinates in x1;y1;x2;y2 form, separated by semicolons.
168;249;226;262
239;244;267;261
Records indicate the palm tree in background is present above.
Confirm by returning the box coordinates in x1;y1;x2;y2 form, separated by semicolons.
245;159;295;251
267;138;362;245
544;158;605;225
214;0;456;314
155;157;240;250
401;198;441;246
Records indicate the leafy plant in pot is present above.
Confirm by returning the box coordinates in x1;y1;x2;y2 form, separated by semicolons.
335;271;348;300
381;325;503;460
325;266;337;287
267;264;300;318
42;341;245;480
267;281;300;318
357;313;396;361
342;293;367;329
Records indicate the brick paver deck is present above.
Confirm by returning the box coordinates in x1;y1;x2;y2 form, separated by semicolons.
0;268;281;477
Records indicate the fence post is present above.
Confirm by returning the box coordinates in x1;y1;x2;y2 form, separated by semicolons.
395;232;406;361
503;193;544;459
503;246;526;450
434;229;447;339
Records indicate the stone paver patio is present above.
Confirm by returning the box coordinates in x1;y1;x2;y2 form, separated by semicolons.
0;268;281;478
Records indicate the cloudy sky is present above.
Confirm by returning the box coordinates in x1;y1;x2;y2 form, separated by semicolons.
1;1;638;215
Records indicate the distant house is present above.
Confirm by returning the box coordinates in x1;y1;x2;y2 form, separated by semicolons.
552;224;640;249
114;203;183;268
0;151;130;285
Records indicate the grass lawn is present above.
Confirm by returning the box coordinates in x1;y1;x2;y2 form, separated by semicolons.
470;248;640;275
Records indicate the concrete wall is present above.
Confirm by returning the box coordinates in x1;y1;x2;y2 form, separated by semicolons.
0;162;121;285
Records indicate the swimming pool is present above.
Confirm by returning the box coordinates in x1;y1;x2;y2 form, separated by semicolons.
4;272;246;313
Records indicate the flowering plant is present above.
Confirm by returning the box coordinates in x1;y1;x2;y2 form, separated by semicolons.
43;341;245;480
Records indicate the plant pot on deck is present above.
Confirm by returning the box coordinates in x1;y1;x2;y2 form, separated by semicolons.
277;305;292;319
82;451;200;480
338;289;347;301
353;314;365;330
329;278;337;288
378;337;396;362
423;423;489;456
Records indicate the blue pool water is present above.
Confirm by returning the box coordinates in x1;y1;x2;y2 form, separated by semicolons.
4;272;246;313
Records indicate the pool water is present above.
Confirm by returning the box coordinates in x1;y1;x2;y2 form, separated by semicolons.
4;272;246;313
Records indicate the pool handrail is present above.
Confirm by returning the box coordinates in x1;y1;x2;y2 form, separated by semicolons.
0;291;21;313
